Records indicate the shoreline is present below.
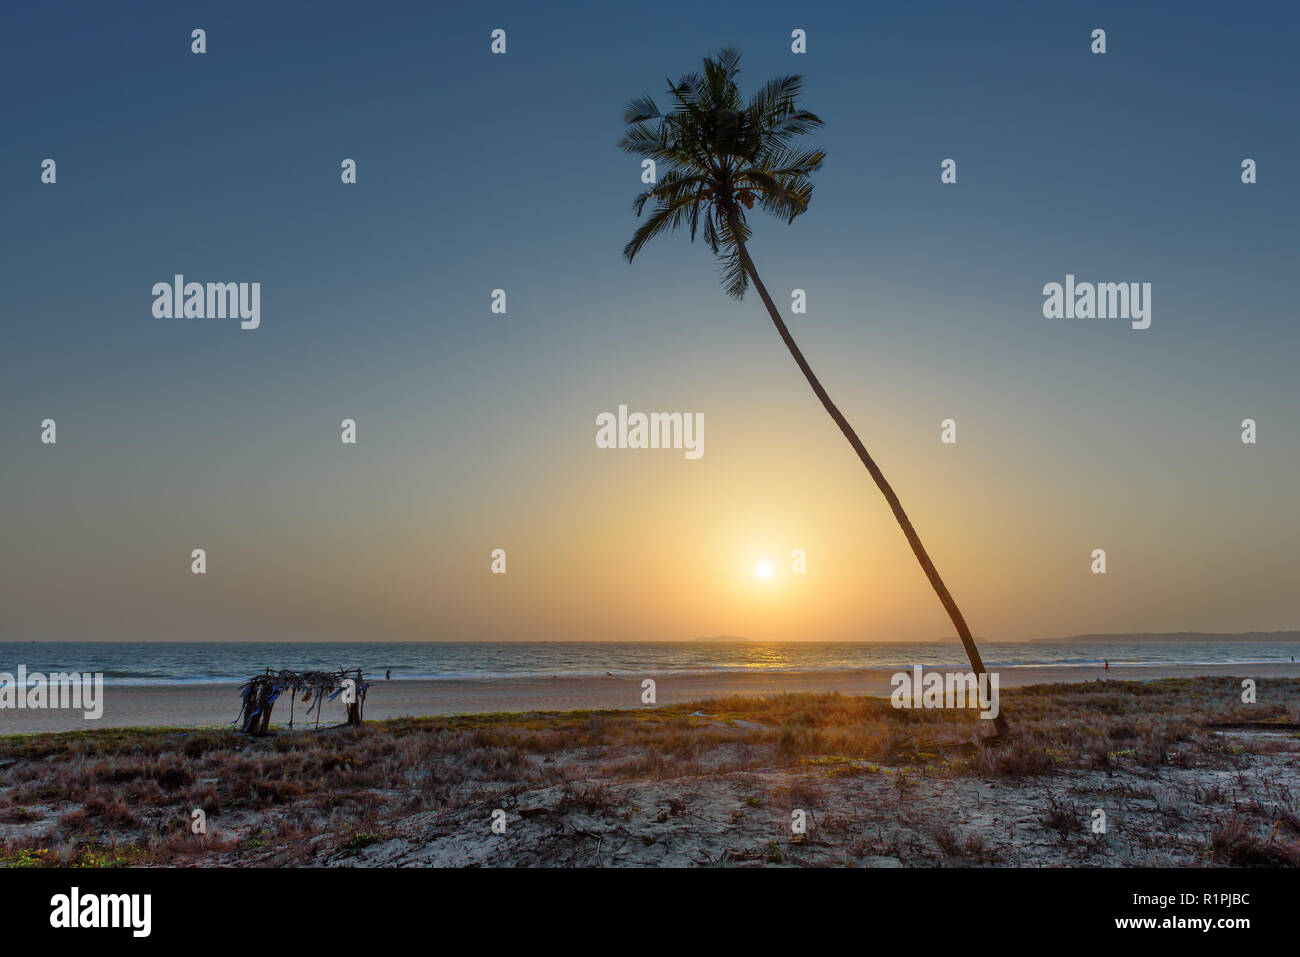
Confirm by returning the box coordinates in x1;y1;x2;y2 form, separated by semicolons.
2;661;1298;735
56;655;1300;686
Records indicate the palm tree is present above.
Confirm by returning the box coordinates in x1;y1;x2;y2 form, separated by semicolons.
620;49;1007;735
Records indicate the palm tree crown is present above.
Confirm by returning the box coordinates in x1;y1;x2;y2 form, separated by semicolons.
618;48;825;298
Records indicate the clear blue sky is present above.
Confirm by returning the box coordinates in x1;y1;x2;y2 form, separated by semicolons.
2;1;1297;642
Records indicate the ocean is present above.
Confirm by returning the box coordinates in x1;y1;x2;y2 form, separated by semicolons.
0;640;1296;686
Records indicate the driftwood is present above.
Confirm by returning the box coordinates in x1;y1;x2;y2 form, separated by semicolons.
236;668;368;735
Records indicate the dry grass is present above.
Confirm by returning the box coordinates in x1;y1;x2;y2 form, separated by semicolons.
0;677;1296;867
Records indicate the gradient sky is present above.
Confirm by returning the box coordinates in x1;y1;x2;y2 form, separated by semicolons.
2;0;1297;643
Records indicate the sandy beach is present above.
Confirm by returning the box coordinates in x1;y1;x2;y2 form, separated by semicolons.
3;662;1297;735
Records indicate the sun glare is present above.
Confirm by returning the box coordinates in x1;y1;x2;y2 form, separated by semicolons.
755;561;773;579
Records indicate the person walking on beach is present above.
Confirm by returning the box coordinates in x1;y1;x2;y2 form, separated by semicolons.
1104;660;1110;672
385;669;391;680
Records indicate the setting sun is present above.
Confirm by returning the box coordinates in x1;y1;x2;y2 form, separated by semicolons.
755;561;773;579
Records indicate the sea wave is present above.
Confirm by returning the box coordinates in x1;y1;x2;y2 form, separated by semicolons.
1;640;1295;686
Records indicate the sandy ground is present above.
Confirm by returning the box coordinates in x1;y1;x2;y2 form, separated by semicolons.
2;677;1296;867
2;662;1298;735
315;751;1300;868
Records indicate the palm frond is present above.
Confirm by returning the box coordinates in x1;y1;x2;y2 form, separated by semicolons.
623;192;694;262
631;169;705;216
622;95;662;124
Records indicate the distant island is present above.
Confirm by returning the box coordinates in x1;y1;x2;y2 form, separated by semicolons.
1041;631;1300;644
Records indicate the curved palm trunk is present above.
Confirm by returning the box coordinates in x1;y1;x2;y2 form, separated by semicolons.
733;232;1008;736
